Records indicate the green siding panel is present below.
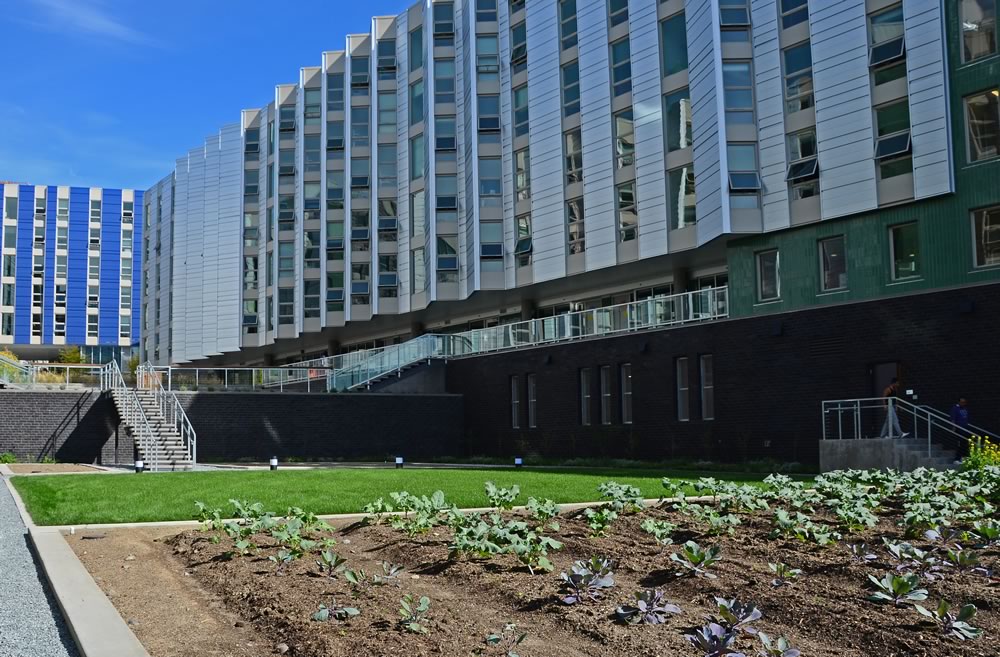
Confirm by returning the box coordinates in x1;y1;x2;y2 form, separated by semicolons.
727;2;1000;318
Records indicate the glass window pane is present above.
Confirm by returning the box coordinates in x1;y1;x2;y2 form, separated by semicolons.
668;166;697;229
965;89;1000;163
819;236;847;291
727;143;757;171
891;223;920;280
664;88;692;152
757;250;780;301
973;205;1000;267
660;13;689;76
870;5;904;44
876;101;911;136
961;0;998;62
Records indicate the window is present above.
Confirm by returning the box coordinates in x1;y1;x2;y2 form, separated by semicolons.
608;0;628;27
434;59;455;105
514;149;531;201
304;88;322;126
526;373;537;428
436;174;458;211
87;314;98;337
869;5;905;67
434;116;457;157
409;81;424;125
350;107;369;148
819;236;847;291
728;143;761;206
478;94;500;131
560;0;578;50
973;205;1000;267
327;120;345;151
476;36;500;84
564;129;583;184
304;135;321;175
377;144;397;190
350;58;370;92
433;2;454;36
660;13;689;76
479;158;502;196
614;109;634;168
562;62;581;117
723;61;753;125
278;288;294;324
437;235;458;273
579;368;591;425
278;242;295;277
780;0;808;28
783;41;813;113
875;101;912;178
676;357;689;421
511;22;527;73
410;135;425;180
278;105;295;131
409;27;423;71
616;182;637;242
964;88;999;163
720;0;750;26
668;166;697;229
599;365;612;425
515;214;532;256
377;92;396;136
350;158;370;189
512;86;529;138
890;223;920;280
567;198;585;254
700;355;714;421
610;39;632;97
476;0;497;22
327;171;345;210
787;129;819;198
664;88;692;152
511;375;520;428
620;363;632;424
756;249;780;301
961;0;997;62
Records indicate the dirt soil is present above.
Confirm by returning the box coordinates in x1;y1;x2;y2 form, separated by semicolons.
7;463;100;474
72;506;1000;657
68;527;273;657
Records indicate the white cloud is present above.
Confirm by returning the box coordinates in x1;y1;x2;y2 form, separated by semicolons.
22;0;159;47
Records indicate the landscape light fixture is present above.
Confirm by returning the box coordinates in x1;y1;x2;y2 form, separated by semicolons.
395;456;404;469
514;457;523;468
134;459;144;473
269;456;278;471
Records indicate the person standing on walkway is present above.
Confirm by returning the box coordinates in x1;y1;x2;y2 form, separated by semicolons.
879;377;906;438
950;397;971;459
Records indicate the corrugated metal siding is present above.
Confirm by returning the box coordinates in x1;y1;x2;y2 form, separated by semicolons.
577;0;616;271
526;0;567;282
810;0;878;219
751;0;790;231
630;0;669;258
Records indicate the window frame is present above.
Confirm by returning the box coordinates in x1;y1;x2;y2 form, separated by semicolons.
782;40;814;114
566;197;585;254
560;0;578;50
579;367;591;425
511;374;521;429
818;235;848;292
960;0;998;63
620;363;633;425
527;373;537;428
963;87;1000;164
756;249;781;302
722;60;754;126
613;108;635;169
564;129;583;184
599;365;612;426
971;205;1000;268
699;355;714;421
676;357;690;422
889;222;921;281
616;181;638;242
562;61;581;117
609;38;632;97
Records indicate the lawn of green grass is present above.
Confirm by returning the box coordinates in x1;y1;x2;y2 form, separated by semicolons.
11;467;795;526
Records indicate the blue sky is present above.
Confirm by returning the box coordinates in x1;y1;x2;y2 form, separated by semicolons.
0;0;408;190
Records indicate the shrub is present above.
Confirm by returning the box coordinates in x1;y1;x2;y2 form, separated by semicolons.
963;435;1000;470
0;452;16;464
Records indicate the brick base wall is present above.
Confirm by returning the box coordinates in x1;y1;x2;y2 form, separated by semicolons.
445;283;1000;467
176;392;464;461
0;391;132;464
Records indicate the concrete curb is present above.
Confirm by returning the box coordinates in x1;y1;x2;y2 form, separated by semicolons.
0;464;12;476
29;527;150;657
3;475;36;529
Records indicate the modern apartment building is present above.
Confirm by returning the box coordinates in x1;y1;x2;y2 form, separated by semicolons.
1;183;142;360
142;0;998;371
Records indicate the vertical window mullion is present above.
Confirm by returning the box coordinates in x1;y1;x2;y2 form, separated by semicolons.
511;374;520;429
676;357;689;421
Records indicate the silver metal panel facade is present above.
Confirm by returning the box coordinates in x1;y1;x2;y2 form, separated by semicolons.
686;0;728;243
904;0;953;199
751;0;791;231
577;0;616;271
810;0;878;218
630;0;669;258
525;0;566;282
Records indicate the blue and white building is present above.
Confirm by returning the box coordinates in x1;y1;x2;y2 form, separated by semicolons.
1;183;142;361
143;0;958;367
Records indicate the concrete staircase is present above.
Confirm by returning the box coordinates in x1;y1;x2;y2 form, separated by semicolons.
110;389;193;471
894;439;959;470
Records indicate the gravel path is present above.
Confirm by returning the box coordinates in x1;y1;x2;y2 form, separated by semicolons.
0;480;79;657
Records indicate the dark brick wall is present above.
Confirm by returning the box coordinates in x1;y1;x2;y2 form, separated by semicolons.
445;283;1000;467
0;391;132;464
176;392;463;461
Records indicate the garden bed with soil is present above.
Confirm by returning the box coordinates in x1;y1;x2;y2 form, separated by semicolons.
71;470;1000;657
7;463;100;474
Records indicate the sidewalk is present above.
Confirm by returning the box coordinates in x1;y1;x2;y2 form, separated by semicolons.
0;479;79;657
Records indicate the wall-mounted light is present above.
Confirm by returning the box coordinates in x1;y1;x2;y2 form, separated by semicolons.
514;457;523;469
395;456;404;469
269;456;278;471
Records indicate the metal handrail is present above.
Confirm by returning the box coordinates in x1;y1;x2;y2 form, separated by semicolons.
821;396;989;458
1;354;35;386
137;363;198;465
330;286;729;392
101;360;159;471
149;365;336;392
916;404;992;439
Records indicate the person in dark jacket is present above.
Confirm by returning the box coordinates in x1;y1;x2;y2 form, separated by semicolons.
951;397;971;460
